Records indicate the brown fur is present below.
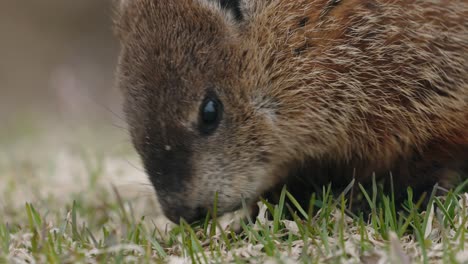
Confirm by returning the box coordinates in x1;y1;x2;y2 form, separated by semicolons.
114;0;468;223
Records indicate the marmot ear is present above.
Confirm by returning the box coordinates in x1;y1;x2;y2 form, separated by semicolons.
212;0;269;21
219;0;243;20
206;0;243;20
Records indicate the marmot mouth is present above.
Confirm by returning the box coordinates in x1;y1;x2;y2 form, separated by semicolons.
163;205;208;224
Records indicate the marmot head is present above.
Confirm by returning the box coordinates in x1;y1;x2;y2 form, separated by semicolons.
115;0;289;223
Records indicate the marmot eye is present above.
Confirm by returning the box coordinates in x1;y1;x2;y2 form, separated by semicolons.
199;97;223;135
202;100;218;123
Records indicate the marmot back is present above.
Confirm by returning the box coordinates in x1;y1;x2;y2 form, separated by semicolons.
115;0;468;223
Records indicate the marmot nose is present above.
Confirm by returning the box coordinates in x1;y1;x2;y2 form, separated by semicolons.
166;206;208;224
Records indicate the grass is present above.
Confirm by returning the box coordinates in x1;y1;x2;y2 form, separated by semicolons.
1;120;468;263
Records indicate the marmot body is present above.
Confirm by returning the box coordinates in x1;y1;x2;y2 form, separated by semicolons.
115;0;468;223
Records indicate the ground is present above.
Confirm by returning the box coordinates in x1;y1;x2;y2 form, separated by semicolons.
1;117;467;264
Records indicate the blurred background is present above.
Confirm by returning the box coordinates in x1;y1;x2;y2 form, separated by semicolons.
0;0;163;220
0;0;122;130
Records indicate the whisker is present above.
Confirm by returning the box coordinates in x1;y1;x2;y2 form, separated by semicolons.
124;159;146;173
110;122;129;132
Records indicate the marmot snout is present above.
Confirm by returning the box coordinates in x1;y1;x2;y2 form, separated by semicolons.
115;0;468;223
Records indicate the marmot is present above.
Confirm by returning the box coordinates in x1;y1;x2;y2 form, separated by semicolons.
114;0;468;223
